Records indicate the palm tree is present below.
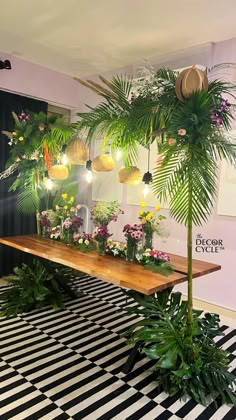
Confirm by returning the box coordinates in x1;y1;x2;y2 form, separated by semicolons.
75;68;236;403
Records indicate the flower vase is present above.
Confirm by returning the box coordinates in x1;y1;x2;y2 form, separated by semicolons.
126;237;137;261
143;228;153;250
41;226;49;238
97;239;107;256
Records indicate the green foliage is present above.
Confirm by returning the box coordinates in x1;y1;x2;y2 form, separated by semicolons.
0;261;65;316
143;261;174;276
124;290;236;406
4;111;74;217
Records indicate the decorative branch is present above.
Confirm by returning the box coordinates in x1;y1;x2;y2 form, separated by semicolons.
0;163;18;180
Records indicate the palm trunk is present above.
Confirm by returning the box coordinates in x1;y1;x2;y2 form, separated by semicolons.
35;168;41;235
187;171;193;337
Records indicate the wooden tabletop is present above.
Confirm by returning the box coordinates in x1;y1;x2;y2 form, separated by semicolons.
0;235;221;295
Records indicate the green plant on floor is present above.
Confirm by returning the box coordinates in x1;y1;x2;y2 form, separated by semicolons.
124;289;236;406
0;260;65;316
75;65;236;404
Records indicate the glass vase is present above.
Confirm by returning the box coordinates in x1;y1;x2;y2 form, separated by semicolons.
97;239;107;256
63;229;74;245
41;226;49;238
143;228;153;250
126;237;137;261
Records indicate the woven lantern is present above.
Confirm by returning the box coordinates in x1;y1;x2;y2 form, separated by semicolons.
48;165;69;180
118;166;142;185
65;138;89;165
175;66;208;101
92;155;115;172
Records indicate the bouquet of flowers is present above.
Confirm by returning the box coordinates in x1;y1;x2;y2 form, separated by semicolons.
138;248;173;276
55;194;81;220
73;233;96;253
138;202;168;249
39;210;51;237
91;200;124;226
123;223;143;261
62;215;83;244
106;240;127;258
92;225;112;255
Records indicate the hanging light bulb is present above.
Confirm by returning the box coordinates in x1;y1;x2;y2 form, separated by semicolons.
142;148;152;198
45;178;54;190
116;149;122;161
143;183;150;198
61;153;68;165
86;159;93;183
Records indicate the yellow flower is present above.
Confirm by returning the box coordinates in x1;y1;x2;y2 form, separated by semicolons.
139;201;146;208
155;205;161;211
55;205;59;210
70;196;75;203
12;131;16;136
149;212;154;218
61;193;67;200
18;136;24;142
146;214;152;221
64;205;68;210
138;210;144;216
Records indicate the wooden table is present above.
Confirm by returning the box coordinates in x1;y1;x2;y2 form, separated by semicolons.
0;234;221;295
0;234;222;373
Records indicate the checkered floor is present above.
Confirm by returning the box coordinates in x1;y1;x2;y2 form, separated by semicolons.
0;274;236;420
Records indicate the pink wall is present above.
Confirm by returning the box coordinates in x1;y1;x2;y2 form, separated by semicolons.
0;52;80;108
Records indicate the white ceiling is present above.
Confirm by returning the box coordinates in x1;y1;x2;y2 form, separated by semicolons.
1;0;236;77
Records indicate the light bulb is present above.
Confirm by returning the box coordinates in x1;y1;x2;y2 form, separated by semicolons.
143;184;150;198
86;170;93;183
61;153;68;165
45;178;53;190
116;149;122;161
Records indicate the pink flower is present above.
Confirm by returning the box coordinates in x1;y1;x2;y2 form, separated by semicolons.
178;129;186;136
168;138;176;146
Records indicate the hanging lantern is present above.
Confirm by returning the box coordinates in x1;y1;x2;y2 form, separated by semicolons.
175;66;208;101
65;138;89;165
48;165;68;180
92;155;115;172
118;166;142;185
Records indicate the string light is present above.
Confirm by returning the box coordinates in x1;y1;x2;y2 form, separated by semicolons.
45;178;53;190
116;149;122;161
61;153;68;165
142;147;152;198
143;183;150;198
86;159;93;183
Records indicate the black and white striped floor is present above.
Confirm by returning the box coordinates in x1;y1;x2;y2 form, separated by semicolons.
0;274;236;420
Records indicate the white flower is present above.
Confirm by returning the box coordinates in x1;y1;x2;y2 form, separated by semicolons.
78;238;83;244
112;249;119;256
85;240;90;246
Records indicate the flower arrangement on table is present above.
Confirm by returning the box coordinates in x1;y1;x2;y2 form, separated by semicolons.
138;202;168;249
106;240;127;258
123;223;143;261
73;233;96;253
91;200;124;226
92;226;112;255
137;249;173;276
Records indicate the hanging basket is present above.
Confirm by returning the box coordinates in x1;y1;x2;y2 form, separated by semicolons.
92;155;115;172
175;66;208;101
118;166;142;185
65;138;89;165
48;165;69;180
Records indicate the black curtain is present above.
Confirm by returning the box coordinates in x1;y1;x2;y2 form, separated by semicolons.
0;91;47;276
